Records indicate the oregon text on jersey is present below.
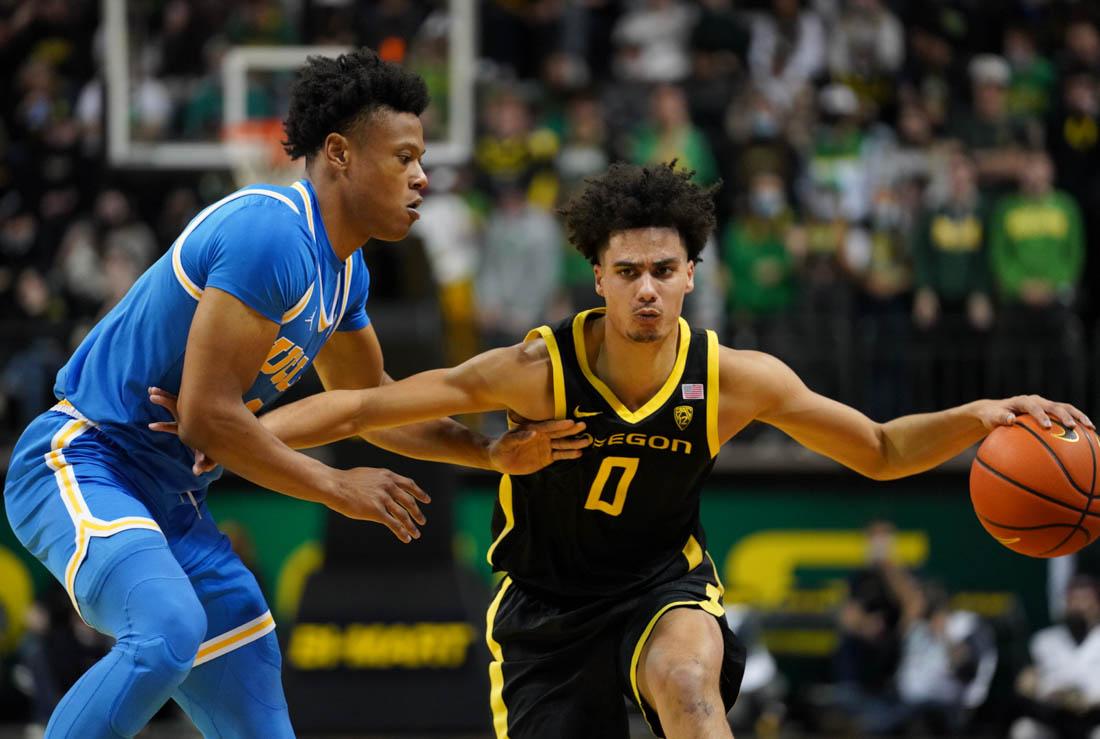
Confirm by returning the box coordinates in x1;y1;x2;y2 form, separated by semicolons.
578;431;693;456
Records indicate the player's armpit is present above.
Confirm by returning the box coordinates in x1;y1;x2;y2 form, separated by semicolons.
718;349;892;479
312;324;385;391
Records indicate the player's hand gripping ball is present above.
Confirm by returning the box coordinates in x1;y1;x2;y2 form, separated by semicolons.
971;415;1099;557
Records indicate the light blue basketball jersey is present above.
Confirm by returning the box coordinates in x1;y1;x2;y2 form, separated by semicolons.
54;179;370;495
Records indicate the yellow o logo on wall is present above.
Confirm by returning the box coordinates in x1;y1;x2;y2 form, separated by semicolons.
0;546;33;651
722;530;928;607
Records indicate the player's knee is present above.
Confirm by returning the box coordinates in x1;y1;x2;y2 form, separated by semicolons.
123;575;207;673
648;654;715;711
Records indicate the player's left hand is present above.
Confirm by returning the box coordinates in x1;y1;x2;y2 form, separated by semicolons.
146;387;218;475
972;395;1094;431
489;419;591;475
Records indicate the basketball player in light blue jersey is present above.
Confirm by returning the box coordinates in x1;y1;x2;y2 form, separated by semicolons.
3;49;585;738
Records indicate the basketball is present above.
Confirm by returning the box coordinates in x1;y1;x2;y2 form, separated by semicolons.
971;416;1099;557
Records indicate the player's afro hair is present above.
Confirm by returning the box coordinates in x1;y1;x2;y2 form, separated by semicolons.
557;162;718;265
283;48;429;161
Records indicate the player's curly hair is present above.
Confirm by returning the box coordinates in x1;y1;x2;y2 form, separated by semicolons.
283;48;429;161
558;162;719;264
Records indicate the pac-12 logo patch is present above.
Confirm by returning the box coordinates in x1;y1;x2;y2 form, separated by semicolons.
674;405;694;430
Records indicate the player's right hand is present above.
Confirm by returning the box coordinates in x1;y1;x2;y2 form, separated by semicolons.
147;386;218;475
329;467;431;543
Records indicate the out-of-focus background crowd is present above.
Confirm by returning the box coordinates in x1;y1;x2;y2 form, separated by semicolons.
3;0;1100;737
4;0;1100;438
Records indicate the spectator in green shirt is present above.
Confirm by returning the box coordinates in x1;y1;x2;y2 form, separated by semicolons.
911;153;992;409
989;150;1086;402
990;152;1084;307
721;172;798;356
913;153;993;332
630;83;719;185
1004;24;1056;121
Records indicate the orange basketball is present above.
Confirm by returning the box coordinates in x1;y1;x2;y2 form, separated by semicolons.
970;416;1099;557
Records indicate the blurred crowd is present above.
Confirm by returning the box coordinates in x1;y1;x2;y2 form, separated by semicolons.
801;522;1100;738
3;0;1100;445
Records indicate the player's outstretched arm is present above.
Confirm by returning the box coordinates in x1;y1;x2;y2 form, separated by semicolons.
177;287;429;542
309;326;587;473
260;338;561;448
721;348;1094;480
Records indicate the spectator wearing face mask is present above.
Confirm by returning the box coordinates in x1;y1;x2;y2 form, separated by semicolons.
721;171;799;359
808;83;874;223
789;180;862;404
727;88;801;207
847;183;913;420
1011;576;1100;739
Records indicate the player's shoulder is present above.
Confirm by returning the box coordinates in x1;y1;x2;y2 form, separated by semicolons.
223;185;308;217
714;345;802;408
473;331;556;387
515;332;553;368
205;184;311;239
204;186;315;263
715;345;792;381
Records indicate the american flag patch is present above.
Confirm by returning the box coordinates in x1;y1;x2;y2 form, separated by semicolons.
681;383;704;400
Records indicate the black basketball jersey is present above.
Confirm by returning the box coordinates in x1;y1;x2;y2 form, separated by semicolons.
488;308;722;601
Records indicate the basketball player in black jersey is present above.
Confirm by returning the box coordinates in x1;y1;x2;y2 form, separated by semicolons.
162;163;1092;738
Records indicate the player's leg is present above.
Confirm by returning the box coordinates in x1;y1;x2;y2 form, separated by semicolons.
635;608;732;739
619;556;746;739
173;631;292;738
168;502;294;738
49;533;207;737
485;576;630;739
4;413;207;737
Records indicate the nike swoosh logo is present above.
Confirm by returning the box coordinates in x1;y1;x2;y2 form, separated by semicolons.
574;405;602;418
